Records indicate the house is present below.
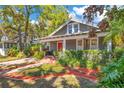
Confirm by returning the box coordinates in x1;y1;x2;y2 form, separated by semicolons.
39;18;112;52
0;32;37;56
0;35;17;56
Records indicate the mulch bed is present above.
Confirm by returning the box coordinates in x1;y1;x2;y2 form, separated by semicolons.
2;67;99;83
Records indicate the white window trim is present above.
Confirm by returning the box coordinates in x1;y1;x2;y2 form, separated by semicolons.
67;23;80;34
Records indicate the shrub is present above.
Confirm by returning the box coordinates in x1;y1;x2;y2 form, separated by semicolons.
53;51;60;58
30;44;40;55
51;64;65;73
16;52;26;58
23;68;41;76
112;47;124;60
24;45;32;57
58;50;84;68
23;63;65;76
58;50;102;69
98;53;124;88
86;60;94;69
24;44;44;59
7;46;19;57
33;51;44;59
40;63;52;75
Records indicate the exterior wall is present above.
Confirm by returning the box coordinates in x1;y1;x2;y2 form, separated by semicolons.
53;25;67;36
99;37;107;50
66;39;76;50
52;21;92;36
50;41;57;51
80;23;89;32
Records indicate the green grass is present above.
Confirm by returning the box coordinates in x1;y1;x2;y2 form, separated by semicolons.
0;56;19;62
22;63;65;76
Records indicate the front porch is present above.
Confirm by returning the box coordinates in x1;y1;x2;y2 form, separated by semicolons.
40;31;111;51
43;37;107;51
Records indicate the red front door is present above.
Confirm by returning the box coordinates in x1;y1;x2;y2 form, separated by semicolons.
57;40;63;51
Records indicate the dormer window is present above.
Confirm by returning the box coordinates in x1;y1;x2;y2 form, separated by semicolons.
67;23;80;34
74;24;78;33
68;24;73;34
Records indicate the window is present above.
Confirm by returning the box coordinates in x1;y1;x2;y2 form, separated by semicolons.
68;24;72;34
74;24;78;33
67;23;79;34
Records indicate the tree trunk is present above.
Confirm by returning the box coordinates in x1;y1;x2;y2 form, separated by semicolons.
24;5;30;47
18;25;23;51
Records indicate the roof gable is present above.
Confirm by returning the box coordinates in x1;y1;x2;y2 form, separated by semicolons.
49;18;98;36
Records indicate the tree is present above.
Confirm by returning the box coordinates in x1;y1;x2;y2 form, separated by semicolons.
0;5;42;50
0;5;24;50
83;5;124;48
83;5;124;88
38;5;69;37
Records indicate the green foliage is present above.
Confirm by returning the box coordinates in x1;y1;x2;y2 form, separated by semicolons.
112;47;124;60
30;44;40;54
38;5;69;37
7;46;19;57
86;60;94;69
23;68;41;76
105;7;124;47
53;51;61;58
99;53;124;88
23;45;32;57
51;64;65;73
16;52;26;58
24;63;65;76
33;51;44;59
58;50;105;69
24;44;44;59
59;50;84;68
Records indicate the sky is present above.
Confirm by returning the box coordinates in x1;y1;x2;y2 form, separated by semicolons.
31;5;106;25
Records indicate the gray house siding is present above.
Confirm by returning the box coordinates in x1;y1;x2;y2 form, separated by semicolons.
80;23;89;32
53;25;67;36
52;21;96;36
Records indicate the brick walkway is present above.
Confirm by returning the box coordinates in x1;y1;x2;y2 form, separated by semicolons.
0;58;37;66
0;56;56;76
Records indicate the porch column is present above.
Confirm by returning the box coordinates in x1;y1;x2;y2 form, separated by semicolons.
2;42;5;50
63;39;66;51
82;39;84;50
107;40;112;52
97;37;99;49
2;42;5;56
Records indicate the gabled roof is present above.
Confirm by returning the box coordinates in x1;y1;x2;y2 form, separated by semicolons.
49;18;98;36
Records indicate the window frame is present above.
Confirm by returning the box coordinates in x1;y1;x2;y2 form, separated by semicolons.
67;23;80;34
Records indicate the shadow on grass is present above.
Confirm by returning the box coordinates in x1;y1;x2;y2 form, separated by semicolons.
0;75;97;88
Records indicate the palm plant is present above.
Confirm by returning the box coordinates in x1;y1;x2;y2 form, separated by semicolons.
99;53;124;88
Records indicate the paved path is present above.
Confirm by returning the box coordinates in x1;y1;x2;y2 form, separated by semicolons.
0;56;56;76
0;58;37;66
